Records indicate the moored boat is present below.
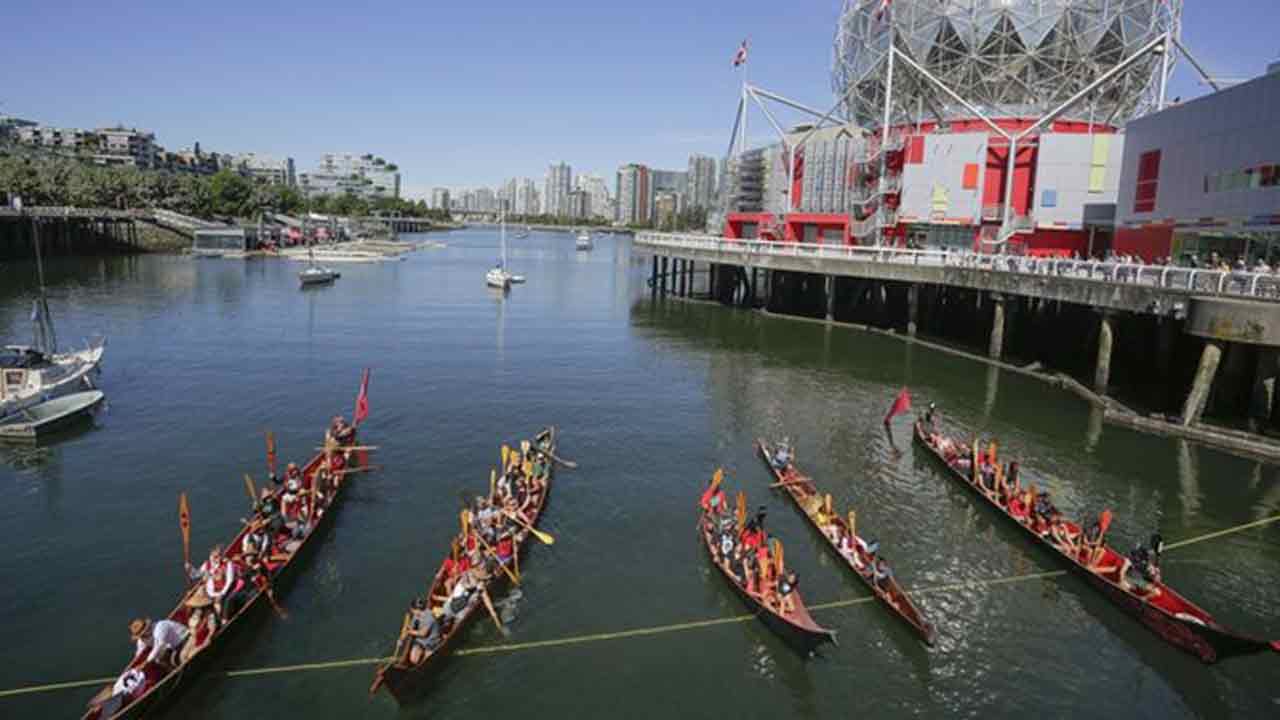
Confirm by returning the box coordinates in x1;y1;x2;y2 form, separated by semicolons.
755;438;935;645
913;418;1278;663
574;229;593;251
699;475;836;656
81;375;372;719
0;389;104;440
299;266;340;287
370;427;557;704
0;341;105;417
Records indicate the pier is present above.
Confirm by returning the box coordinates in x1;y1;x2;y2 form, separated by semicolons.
0;206;144;260
638;231;1280;448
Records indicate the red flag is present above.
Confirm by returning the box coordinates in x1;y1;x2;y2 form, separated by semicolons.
353;369;371;427
732;40;748;67
883;387;912;426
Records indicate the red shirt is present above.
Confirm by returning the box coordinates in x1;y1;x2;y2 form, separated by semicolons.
740;528;763;549
699;487;726;513
497;535;514;558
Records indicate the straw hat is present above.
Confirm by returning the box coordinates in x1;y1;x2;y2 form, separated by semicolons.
129;618;151;639
184;587;213;608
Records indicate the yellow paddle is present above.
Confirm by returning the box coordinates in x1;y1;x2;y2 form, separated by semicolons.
501;509;555;545
243;474;258;505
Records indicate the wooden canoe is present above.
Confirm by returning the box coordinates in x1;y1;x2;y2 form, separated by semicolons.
699;489;836;656
370;427;557;704
913;419;1278;663
82;425;368;719
755;439;935;645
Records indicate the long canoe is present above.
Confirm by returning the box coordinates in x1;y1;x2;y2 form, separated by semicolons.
699;491;836;656
755;439;935;645
370;427;556;704
913;419;1278;663
82;427;367;720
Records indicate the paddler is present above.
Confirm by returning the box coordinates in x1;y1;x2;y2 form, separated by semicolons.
699;470;727;516
186;545;237;622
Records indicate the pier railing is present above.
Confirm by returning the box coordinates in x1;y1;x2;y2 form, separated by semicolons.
635;232;1280;301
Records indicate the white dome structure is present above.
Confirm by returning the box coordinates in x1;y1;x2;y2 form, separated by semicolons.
833;0;1183;127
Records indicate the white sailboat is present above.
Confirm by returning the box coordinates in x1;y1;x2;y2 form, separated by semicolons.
1;203;105;418
298;248;340;287
486;210;515;289
575;228;594;251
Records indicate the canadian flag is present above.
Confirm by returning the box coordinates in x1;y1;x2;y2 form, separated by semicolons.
875;0;893;22
732;39;748;67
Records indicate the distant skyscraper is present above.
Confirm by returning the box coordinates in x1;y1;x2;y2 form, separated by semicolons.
543;162;572;217
514;178;539;215
616;163;650;225
576;174;611;220
430;187;451;211
474;187;497;212
499;178;518;213
687;154;717;209
647;169;688;219
567;189;591;220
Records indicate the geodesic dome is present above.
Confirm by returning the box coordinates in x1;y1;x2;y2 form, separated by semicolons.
833;0;1182;128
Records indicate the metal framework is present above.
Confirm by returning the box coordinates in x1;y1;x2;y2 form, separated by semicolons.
833;0;1184;128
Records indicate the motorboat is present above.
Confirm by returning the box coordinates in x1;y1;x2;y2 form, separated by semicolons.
575;229;594;251
0;389;104;440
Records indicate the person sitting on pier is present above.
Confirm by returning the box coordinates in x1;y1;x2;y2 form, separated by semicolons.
406;597;444;664
772;438;793;470
778;569;799;614
129;617;189;668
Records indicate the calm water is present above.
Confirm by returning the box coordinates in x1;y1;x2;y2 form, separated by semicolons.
1;229;1278;719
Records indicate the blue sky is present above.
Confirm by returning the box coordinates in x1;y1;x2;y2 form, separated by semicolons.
3;1;1276;198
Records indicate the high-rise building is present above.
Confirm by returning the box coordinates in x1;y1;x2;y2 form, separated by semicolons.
430;188;451;211
543;162;572;217
648;169;688;218
473;187;497;212
654;191;682;228
567;190;591;220
299;153;401;199
514;178;539;215
616;163;651;225
687;154;717;209
576;174;611;220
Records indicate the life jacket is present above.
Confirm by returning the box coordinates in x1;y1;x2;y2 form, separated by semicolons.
205;558;236;596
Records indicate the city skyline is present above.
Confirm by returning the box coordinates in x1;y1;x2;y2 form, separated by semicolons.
4;1;1278;198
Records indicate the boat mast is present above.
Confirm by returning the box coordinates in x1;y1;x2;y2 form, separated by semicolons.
25;199;56;354
500;207;507;270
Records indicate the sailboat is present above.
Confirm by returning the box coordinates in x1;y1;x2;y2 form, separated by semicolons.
575;228;594;251
1;211;106;418
486;210;520;288
298;247;340;287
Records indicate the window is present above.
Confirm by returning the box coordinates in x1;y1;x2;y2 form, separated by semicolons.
1133;150;1160;213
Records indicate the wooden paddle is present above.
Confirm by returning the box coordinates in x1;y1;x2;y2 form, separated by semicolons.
474;531;521;586
501;509;555;545
479;586;510;637
392;610;412;661
769;475;809;489
243;474;258;505
501;444;510;472
542;448;578;469
179;493;191;574
266;431;277;476
314;445;379;452
490;469;497;501
260;578;289;620
735;492;747;532
334;465;381;476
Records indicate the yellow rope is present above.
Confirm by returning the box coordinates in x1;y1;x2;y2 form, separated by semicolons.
4;513;1276;701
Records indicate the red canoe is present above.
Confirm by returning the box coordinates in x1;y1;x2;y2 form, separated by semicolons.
914;419;1277;663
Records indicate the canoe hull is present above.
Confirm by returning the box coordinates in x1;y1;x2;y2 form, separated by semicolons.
912;420;1275;663
374;428;557;705
755;439;936;645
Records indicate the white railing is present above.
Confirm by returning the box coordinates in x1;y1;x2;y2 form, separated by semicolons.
635;232;1280;301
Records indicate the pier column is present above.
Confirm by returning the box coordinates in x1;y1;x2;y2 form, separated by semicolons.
660;256;669;296
1181;341;1223;425
750;268;758;307
687;261;695;297
677;259;686;296
651;255;659;298
824;275;835;322
1251;348;1280;426
988;293;1005;360
1093;310;1115;395
906;284;919;337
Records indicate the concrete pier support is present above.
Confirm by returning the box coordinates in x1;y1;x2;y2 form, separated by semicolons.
1094;311;1115;395
750;268;758;307
677;259;687;297
988;293;1005;360
1182;341;1223;425
659;256;668;296
651;256;658;298
824;275;835;322
906;284;919;337
1251;348;1280;425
